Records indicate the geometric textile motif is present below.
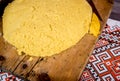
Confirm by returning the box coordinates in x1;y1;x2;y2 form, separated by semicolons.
0;68;25;81
79;19;120;81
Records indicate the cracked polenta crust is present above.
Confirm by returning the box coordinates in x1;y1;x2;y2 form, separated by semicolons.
3;0;100;56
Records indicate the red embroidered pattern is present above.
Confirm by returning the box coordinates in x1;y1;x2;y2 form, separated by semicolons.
79;19;120;81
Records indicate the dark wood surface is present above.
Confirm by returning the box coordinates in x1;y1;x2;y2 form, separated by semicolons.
0;0;13;16
110;0;120;21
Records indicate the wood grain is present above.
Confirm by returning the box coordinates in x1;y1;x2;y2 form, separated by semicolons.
93;0;113;28
28;34;96;81
0;18;25;71
0;0;113;81
13;55;39;78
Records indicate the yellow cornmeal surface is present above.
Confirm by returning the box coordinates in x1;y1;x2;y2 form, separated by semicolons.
3;0;99;57
90;13;100;36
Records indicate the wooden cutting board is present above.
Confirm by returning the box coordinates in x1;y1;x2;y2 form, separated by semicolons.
0;0;113;81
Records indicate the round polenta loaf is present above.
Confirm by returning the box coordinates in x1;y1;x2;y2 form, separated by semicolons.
3;0;92;57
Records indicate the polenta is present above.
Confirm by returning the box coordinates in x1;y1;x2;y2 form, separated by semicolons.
3;0;100;56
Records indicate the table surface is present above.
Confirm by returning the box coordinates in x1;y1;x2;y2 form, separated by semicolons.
110;0;120;21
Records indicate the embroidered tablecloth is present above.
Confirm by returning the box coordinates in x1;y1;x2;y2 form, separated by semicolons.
79;19;120;81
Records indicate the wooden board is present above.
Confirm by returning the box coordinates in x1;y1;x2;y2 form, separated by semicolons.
93;0;113;27
0;0;113;81
28;34;97;81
